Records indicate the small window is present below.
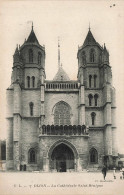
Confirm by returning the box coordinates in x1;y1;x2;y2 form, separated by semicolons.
61;76;63;81
94;75;97;88
88;94;93;106
29;102;34;116
29;49;33;63
91;112;96;125
90;148;98;163
82;51;86;65
27;76;30;88
28;149;36;163
89;75;92;88
38;52;42;65
32;76;35;88
94;94;98;106
90;49;95;62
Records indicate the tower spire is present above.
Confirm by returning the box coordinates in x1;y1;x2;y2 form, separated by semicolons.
32;22;33;31
58;37;60;69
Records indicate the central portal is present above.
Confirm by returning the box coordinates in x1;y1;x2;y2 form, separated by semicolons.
50;143;74;172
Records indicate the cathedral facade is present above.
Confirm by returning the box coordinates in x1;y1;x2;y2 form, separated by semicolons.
6;26;118;172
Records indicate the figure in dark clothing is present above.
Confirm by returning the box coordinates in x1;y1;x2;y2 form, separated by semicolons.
102;165;107;180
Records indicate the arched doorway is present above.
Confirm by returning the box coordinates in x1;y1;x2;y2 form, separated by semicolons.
50;143;75;172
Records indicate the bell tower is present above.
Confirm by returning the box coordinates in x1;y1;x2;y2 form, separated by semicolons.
77;27;118;167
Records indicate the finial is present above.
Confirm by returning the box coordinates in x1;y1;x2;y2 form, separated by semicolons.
89;22;91;31
32;22;33;30
104;43;106;49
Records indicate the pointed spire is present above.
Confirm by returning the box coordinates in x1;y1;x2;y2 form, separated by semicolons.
104;43;109;54
104;43;106;50
53;65;70;81
58;37;60;69
83;29;96;47
26;23;39;44
89;22;91;31
14;44;19;55
32;22;33;31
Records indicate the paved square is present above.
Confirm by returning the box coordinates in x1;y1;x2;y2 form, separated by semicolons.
0;171;124;195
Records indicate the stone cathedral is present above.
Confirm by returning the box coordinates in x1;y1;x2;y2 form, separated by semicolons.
6;25;118;172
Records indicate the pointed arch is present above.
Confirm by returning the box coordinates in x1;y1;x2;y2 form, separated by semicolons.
52;101;72;125
82;51;86;65
29;49;33;63
38;52;42;65
89;148;98;163
91;112;96;125
94;75;97;88
28;148;37;163
29;102;34;116
27;76;30;88
32;76;35;88
88;94;93;106
89;75;92;88
48;139;78;159
90;48;95;62
94;94;98;106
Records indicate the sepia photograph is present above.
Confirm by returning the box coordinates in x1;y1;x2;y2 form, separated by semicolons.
0;0;124;194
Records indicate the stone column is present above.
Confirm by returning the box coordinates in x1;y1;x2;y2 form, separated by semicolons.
79;85;85;125
77;158;82;172
103;85;112;166
39;68;45;131
13;83;21;170
43;157;49;172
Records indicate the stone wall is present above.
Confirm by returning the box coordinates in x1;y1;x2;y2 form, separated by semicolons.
44;92;79;125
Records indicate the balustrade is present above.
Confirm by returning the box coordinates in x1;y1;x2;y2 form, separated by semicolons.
46;82;78;90
40;125;88;136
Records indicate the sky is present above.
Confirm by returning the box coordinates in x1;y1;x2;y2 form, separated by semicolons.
0;0;124;153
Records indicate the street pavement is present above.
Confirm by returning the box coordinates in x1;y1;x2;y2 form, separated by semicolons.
0;171;124;195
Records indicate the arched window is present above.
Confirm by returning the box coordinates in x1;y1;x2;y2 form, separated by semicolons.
90;148;98;163
94;94;98;106
29;102;34;116
94;75;97;88
61;76;63;81
32;76;35;88
29;49;33;63
90;49;95;62
91;112;96;125
54;102;71;125
82;51;86;65
88;94;93;106
38;52;42;65
89;75;92;88
27;76;30;88
28;149;36;163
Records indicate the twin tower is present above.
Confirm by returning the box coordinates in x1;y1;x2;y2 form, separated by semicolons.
6;25;118;172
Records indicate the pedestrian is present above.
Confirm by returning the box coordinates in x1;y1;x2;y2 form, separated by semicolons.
119;167;123;179
102;165;107;180
122;167;124;179
113;167;116;179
